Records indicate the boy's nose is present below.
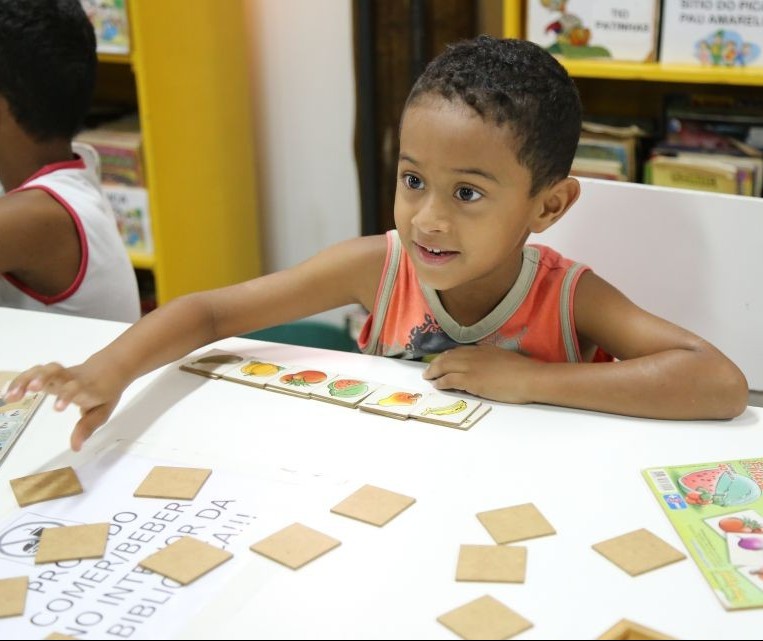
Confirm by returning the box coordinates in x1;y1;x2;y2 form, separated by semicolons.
412;198;449;233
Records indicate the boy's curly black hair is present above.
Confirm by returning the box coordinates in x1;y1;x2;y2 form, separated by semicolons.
0;0;96;141
405;35;582;196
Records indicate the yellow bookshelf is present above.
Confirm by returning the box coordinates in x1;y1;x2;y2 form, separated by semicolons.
96;0;261;305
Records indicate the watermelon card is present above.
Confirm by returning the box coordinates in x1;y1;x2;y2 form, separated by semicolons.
310;377;381;408
643;457;763;609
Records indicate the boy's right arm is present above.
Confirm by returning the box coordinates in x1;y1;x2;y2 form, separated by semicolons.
5;234;387;450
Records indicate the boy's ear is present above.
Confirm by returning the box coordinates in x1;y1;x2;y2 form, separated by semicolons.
530;177;580;233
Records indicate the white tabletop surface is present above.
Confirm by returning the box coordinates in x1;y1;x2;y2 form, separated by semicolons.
1;307;762;640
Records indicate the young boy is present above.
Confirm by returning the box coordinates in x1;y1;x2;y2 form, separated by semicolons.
6;35;748;451
0;0;140;322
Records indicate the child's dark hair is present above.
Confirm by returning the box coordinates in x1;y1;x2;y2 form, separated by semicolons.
0;0;96;141
406;35;581;196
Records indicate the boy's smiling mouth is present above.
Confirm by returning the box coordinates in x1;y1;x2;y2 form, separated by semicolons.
413;241;459;264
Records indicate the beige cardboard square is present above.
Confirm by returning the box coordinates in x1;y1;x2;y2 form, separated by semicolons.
44;634;78;640
330;484;416;526
437;594;532;640
0;576;28;618
139;536;232;585
456;544;527;583
477;503;556;544
36;523;109;564
134;466;212;500
592;528;686;576
597;618;675;640
10;466;83;507
250;522;340;569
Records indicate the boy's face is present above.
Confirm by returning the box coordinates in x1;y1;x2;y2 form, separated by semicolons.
395;95;546;299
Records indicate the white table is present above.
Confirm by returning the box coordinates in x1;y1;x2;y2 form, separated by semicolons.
1;307;761;640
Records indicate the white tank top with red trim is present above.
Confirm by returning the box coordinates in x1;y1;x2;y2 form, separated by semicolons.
0;159;140;322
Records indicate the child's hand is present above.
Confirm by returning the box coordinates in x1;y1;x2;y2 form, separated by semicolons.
423;345;540;404
5;362;123;452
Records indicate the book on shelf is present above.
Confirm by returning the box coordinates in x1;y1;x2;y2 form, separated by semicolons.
644;154;745;195
659;0;763;67
104;185;153;255
525;0;661;62
80;0;130;55
75;114;144;187
664;93;763;154
571;157;627;181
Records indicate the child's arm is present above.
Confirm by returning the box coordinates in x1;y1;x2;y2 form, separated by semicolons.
5;235;387;450
423;271;748;420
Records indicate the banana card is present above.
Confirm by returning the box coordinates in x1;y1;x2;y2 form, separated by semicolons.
410;393;481;427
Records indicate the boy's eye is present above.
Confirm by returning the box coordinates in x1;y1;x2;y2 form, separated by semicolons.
455;186;482;202
403;173;424;190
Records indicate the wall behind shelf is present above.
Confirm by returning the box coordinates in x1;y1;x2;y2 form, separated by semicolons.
245;0;361;327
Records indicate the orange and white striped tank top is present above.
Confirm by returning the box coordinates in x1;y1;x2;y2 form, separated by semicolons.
358;230;611;363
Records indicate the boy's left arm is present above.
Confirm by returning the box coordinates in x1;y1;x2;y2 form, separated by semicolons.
423;272;748;420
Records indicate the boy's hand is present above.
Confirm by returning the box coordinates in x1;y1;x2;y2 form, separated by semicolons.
5;362;123;452
423;345;540;404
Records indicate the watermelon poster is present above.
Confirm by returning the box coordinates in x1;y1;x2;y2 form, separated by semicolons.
643;457;763;610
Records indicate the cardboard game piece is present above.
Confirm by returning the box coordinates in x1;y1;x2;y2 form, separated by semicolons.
437;594;532;640
44;634;78;640
265;367;337;399
179;350;243;379
1;370;45;464
456;544;527;583
310;376;381;408
358;384;426;420
330;484;416;526
592;528;686;576
477;503;556;544
250;522;340;569
10;466;83;507
139;536;233;585
134;466;212;500
597;618;675;640
410;392;481;427
219;358;286;388
0;576;28;618
35;523;110;564
456;403;492;430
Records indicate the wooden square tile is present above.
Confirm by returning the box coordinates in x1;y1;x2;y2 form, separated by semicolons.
139;536;232;585
330;484;415;526
134;466;212;500
250;522;340;569
36;523;109;564
0;576;28;618
437;594;532;640
456;544;527;583
477;503;555;544
10;466;82;507
592;528;686;576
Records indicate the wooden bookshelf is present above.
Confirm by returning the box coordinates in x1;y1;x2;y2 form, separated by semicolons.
95;0;261;305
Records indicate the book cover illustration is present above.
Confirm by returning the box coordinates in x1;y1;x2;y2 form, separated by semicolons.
104;185;153;255
659;0;763;66
0;372;46;464
525;0;660;62
81;0;131;55
643;457;763;609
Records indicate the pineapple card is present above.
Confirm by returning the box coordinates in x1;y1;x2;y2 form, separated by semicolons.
310;376;382;408
179;350;244;379
410;393;481;427
358;385;426;420
219;358;287;389
265;366;337;399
